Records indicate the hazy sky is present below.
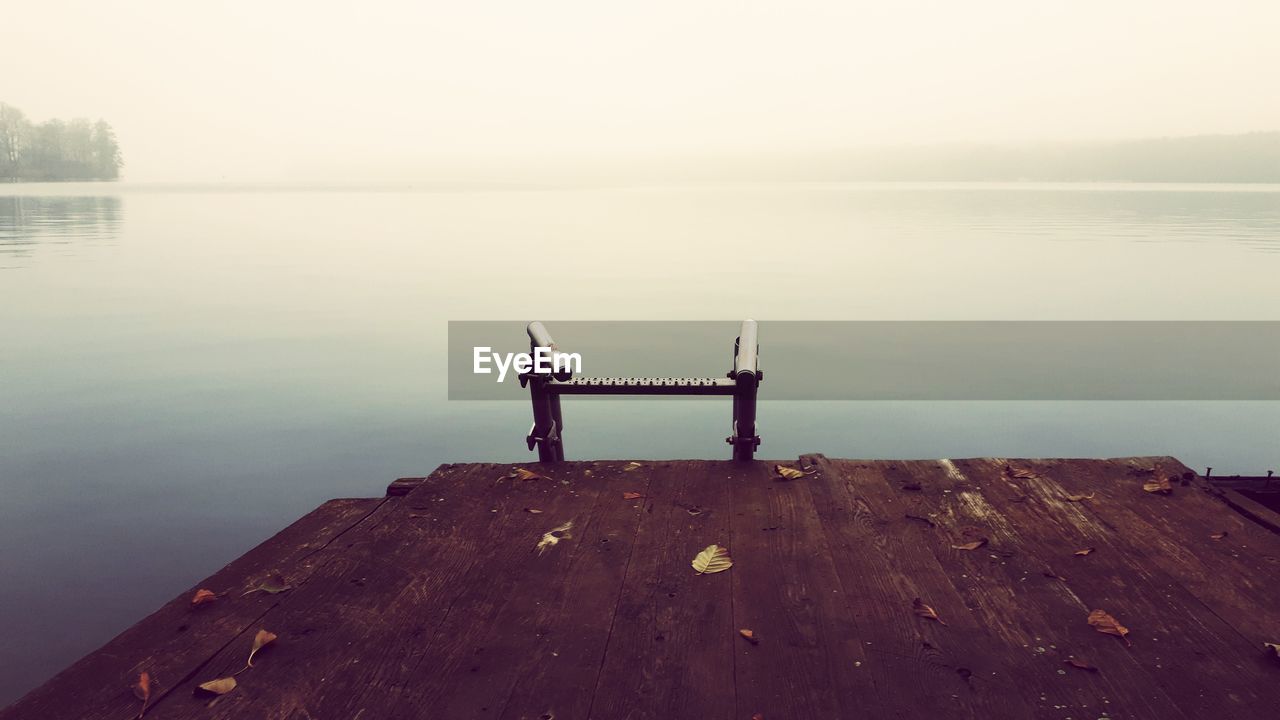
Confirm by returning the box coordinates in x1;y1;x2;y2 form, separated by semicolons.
3;1;1278;181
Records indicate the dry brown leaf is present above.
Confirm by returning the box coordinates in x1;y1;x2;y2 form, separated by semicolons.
1087;609;1131;646
196;676;237;695
246;629;277;668
623;462;643;472
912;597;946;625
951;538;988;551
1064;492;1095;502
536;521;573;555
692;544;733;574
623;492;645;500
133;672;151;718
1074;547;1095;556
190;589;217;607
1142;474;1172;494
508;467;545;481
774;465;808;480
1210;530;1228;540
1063;658;1098;672
524;507;543;514
1265;642;1280;660
739;628;760;645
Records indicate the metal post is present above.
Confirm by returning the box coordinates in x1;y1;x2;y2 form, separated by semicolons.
526;321;568;461
729;319;760;461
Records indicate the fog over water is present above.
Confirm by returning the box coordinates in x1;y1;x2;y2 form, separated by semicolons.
3;1;1279;182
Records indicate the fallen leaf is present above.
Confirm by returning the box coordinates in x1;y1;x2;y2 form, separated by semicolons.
1074;547;1095;556
536;521;573;555
245;629;277;668
1265;642;1280;659
951;538;988;551
739;628;760;645
774;465;807;480
1142;473;1172;494
623;462;643;472
243;573;291;595
912;598;946;625
1087;609;1131;646
623;492;645;500
190;589;217;607
1063;658;1098;672
195;675;237;708
692;544;733;574
524;507;543;514
1210;530;1228;540
1005;465;1039;479
133;672;151;718
1064;492;1095;502
508;467;545;481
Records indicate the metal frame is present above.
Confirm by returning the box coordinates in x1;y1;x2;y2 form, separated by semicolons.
520;320;761;461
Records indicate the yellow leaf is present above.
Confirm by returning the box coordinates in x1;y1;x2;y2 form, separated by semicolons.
508;467;545;481
1064;492;1095;502
1074;547;1095;556
773;465;807;480
623;462;643;472
247;629;277;668
190;589;217;607
692;544;733;574
739;628;759;645
133;672;151;718
196;676;237;695
951;538;988;551
536;521;573;555
1087;609;1130;646
1142;473;1172;494
912;598;946;625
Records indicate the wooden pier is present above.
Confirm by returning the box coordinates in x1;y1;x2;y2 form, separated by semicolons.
5;455;1280;719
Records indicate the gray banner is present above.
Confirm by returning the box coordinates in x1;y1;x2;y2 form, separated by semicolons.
449;321;1280;400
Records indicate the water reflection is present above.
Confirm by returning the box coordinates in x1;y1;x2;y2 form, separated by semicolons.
0;195;121;263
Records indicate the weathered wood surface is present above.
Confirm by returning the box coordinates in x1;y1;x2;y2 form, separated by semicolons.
6;456;1280;720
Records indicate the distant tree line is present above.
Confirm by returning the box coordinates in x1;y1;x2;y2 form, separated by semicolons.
0;102;122;181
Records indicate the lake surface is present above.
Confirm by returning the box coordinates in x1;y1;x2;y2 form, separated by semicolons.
1;181;1278;703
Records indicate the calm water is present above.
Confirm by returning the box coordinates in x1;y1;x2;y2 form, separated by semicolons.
1;181;1278;703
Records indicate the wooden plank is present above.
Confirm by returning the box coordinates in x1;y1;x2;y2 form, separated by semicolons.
497;461;659;720
1046;459;1280;680
589;461;737;720
151;462;598;719
0;497;386;720
895;457;1192;720
728;459;877;719
10;456;1280;720
803;455;1040;719
950;457;1280;718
